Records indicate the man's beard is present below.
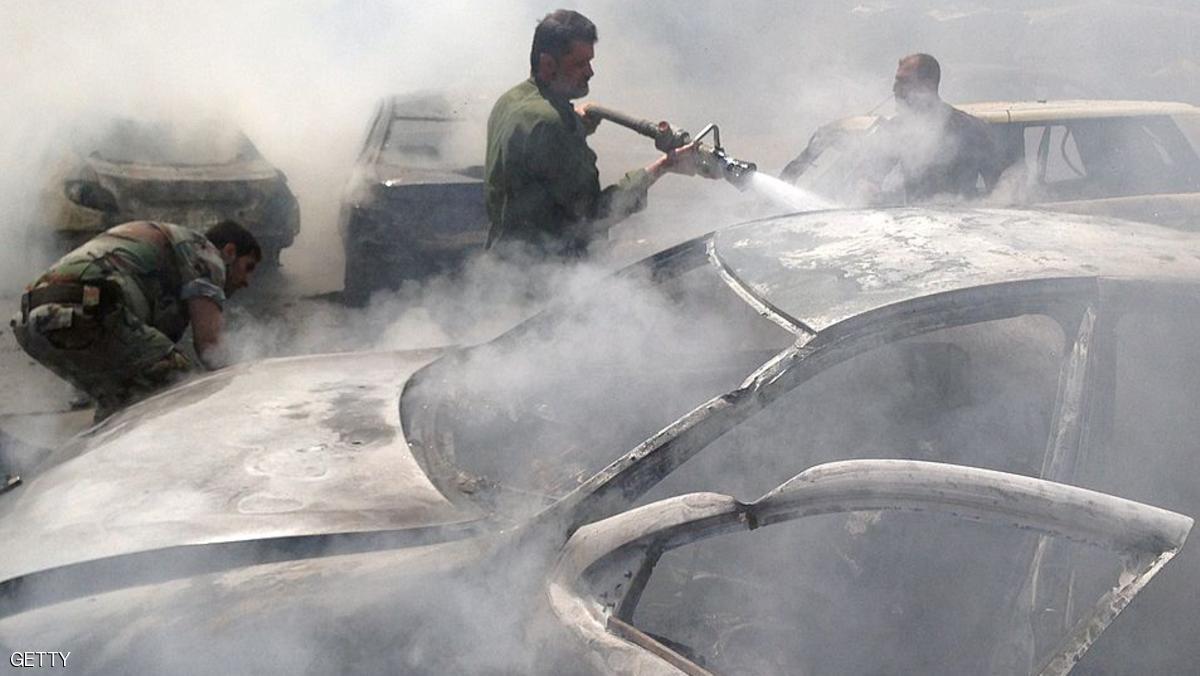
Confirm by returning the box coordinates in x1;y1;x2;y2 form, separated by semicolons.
562;81;588;100
549;75;588;100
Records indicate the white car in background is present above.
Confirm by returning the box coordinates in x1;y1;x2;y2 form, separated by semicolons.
784;100;1200;230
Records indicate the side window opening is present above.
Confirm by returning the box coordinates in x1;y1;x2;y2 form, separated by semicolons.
1024;116;1200;199
1023;124;1088;199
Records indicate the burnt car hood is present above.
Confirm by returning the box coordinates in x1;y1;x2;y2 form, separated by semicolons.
0;348;479;586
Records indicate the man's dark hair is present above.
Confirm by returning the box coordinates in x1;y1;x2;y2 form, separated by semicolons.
902;53;941;88
206;220;262;260
530;9;598;74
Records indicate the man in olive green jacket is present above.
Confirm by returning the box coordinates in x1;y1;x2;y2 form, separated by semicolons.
485;9;708;258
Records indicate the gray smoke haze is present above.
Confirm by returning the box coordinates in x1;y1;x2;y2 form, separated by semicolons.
5;1;1200;673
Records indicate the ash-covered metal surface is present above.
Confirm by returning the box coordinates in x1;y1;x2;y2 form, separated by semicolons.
715;207;1200;331
0;348;478;587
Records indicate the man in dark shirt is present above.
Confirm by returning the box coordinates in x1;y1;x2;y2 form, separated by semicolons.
485;9;709;258
861;53;1002;203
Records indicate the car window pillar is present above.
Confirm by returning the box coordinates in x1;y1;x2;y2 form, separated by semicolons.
1000;298;1121;669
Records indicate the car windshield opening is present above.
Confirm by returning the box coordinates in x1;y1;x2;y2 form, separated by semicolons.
401;248;795;516
380;116;482;172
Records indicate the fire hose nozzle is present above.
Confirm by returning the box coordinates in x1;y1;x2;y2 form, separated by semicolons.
584;105;756;189
693;124;757;191
718;151;758;191
697;146;757;191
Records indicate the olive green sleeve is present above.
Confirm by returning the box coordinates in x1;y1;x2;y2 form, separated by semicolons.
595;167;653;224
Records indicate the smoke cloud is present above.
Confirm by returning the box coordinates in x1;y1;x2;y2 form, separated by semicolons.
5;1;1200;673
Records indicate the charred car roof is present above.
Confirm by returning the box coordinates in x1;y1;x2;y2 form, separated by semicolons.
716;207;1200;333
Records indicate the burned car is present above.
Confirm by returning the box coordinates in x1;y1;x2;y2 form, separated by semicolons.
2;208;1200;673
783;100;1200;230
44;118;300;264
339;92;490;305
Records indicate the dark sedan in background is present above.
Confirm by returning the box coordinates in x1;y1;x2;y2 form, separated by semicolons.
338;92;491;305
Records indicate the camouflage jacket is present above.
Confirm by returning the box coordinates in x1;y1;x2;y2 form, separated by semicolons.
485;78;653;255
30;221;227;342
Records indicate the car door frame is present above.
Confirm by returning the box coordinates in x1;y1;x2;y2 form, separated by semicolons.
547;459;1193;676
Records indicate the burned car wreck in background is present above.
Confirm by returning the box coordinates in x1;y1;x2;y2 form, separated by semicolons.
783;100;1200;230
44;118;300;264
339;92;490;305
2;208;1199;673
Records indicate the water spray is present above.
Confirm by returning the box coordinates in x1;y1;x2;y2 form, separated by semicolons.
584;105;757;190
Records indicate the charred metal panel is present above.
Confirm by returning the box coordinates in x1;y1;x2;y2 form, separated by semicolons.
0;348;479;589
713;208;1200;333
550;461;1191;676
0;534;509;673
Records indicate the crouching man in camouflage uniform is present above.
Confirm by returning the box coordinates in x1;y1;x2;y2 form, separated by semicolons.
11;220;260;421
